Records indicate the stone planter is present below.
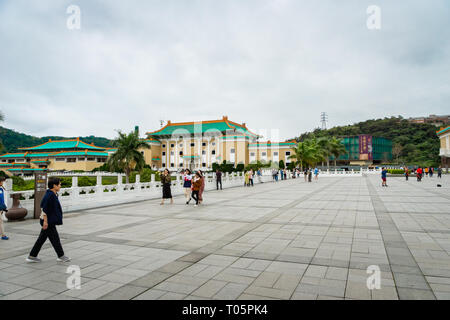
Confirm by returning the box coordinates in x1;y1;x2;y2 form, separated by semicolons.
5;193;28;221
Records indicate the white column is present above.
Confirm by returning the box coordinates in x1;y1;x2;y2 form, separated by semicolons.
175;138;179;170
207;136;211;168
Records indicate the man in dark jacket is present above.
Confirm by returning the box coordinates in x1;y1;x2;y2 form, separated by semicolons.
26;177;70;263
215;169;222;190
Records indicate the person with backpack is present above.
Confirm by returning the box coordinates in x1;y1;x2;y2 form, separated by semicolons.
26;177;70;263
0;177;9;240
437;166;442;179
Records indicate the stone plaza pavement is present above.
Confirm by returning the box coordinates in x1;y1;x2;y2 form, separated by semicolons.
1;174;449;300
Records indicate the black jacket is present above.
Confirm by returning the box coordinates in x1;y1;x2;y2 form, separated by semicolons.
41;189;63;225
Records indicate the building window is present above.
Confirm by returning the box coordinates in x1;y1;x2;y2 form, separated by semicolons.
202;150;206;155
141;151;144;155
262;152;267;156
56;158;65;162
212;150;216;155
286;152;291;156
170;163;174;167
179;151;183;156
179;163;183;167
78;157;85;161
202;142;206;146
179;144;183;147
212;142;216;146
162;151;166;156
87;157;95;161
250;152;255;156
170;144;174;148
202;163;206;167
1;160;6;163
190;143;195;147
274;152;278;156
162;144;166;148
97;158;106;163
170;152;174;156
162;163;166;167
16;159;26;163
230;149;235;153
66;158;76;163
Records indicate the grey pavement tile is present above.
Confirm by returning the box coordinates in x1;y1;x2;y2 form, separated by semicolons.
99;285;148;300
214;283;248;300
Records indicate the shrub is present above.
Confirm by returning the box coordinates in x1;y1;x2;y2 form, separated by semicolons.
387;169;405;174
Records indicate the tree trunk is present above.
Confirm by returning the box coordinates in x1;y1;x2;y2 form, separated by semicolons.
125;168;130;184
334;159;337;168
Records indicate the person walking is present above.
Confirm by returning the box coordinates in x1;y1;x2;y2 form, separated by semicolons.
160;169;173;205
198;170;205;204
381;167;388;187
425;167;429;177
248;169;254;186
417;167;423;182
314;167;319;181
26;177;70;263
280;169;284;181
0;177;9;240
257;168;263;183
429;167;433;178
215;169;223;190
405;167;409;181
437;166;442;179
244;171;250;186
304;168;308;182
183;169;193;204
191;172;202;207
308;168;312;182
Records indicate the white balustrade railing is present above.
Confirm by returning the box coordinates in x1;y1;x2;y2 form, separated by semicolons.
5;168;383;219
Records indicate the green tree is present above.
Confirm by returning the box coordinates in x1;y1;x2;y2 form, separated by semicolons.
279;160;285;169
329;137;347;168
107;130;150;184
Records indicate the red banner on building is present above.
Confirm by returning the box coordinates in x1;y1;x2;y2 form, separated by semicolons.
359;135;373;161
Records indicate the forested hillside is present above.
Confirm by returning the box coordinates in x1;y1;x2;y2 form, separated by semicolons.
294;117;441;166
0;126;114;153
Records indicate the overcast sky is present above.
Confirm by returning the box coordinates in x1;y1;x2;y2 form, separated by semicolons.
1;0;449;141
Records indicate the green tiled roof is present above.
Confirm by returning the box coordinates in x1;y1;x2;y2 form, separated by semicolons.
55;151;108;157
7;168;47;172
437;126;450;135
182;155;200;158
26;153;51;158
19;139;105;151
248;142;296;147
147;120;257;137
151;158;161;161
220;136;251;140
0;163;30;167
0;153;26;158
31;160;50;163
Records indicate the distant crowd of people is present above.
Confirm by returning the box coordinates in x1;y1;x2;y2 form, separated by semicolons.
381;166;443;186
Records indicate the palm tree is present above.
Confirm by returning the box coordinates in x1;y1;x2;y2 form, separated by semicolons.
289;139;320;170
107;130;150;184
329;137;347;168
317;137;333;168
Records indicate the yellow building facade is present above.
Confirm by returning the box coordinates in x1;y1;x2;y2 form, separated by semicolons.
144;116;296;170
